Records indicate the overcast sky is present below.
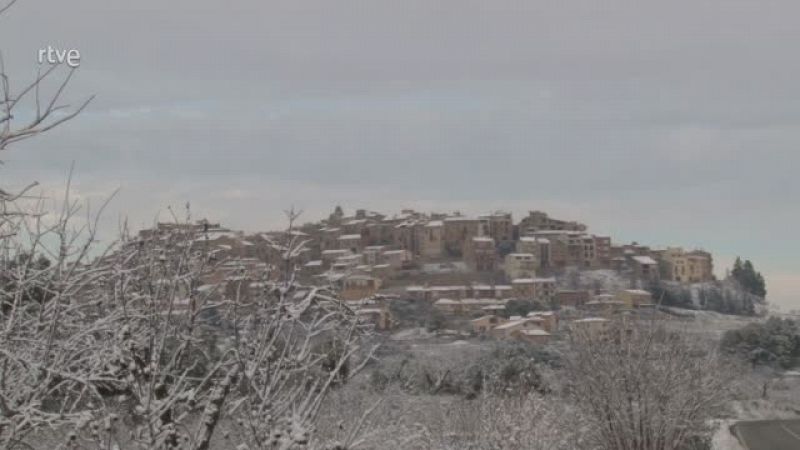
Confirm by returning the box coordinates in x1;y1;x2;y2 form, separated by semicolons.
0;0;798;309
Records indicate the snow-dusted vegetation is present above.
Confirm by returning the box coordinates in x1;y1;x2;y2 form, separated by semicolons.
0;198;375;449
2;2;798;449
562;268;766;317
1;24;374;447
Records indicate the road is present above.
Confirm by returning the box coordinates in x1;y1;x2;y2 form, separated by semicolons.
731;419;800;450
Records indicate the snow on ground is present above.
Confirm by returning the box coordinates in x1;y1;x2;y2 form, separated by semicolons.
711;420;746;450
391;327;435;341
660;306;762;340
556;268;631;293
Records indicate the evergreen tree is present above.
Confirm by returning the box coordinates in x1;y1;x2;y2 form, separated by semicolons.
730;257;767;297
328;205;345;225
722;317;800;369
732;257;744;281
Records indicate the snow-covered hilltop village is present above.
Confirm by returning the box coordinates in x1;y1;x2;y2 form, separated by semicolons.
136;207;763;345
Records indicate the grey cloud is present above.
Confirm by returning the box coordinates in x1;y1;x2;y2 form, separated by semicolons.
1;0;798;308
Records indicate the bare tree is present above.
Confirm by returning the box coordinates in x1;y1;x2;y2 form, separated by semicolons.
0;3;374;447
564;319;739;450
1;199;374;449
415;392;581;450
0;20;93;152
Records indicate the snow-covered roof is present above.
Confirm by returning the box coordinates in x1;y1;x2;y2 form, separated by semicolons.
338;234;362;240
482;305;507;310
462;298;504;305
322;249;350;255
533;277;557;283
633;256;657;265
532;230;577;236
344;274;377;281
434;298;459;305
494;319;537;330
622;289;652;295
429;285;467;291
444;216;478;222
472;236;494;242
202;231;237;240
426;220;444;227
586;300;624;305
520;329;550;336
471;315;499;322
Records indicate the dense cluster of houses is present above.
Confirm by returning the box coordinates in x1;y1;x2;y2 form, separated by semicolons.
447;288;656;344
132;207;715;342
295;207;714;298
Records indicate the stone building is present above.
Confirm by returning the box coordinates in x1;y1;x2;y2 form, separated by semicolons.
337;234;363;253
511;277;556;303
504;253;538;280
616;289;655;309
518;210;586;235
443;216;484;257
480;212;514;243
381;249;412;269
418;220;444;259
471;315;507;333
340;275;382;300
319;227;342;252
659;248;714;283
555;289;591;308
594;236;612;267
392;221;421;255
490;317;549;341
517;236;551;270
464;236;497;271
631;255;660;283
